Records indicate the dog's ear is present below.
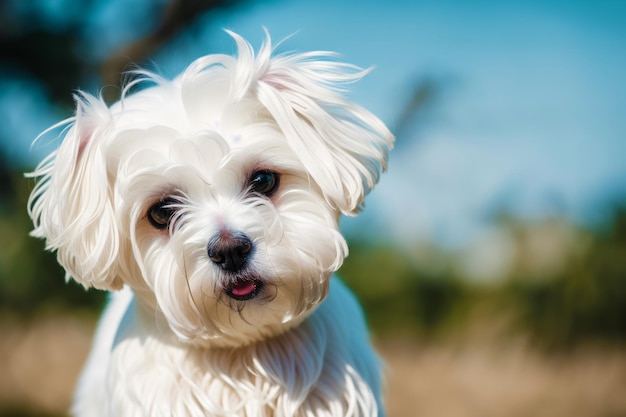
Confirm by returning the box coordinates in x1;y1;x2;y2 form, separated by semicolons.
28;92;123;290
250;39;394;215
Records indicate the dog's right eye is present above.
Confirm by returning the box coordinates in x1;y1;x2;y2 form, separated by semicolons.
249;170;280;197
147;199;178;230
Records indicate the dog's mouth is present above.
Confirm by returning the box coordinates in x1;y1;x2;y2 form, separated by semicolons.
225;278;264;301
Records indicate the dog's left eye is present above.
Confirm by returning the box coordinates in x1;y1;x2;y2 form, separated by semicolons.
249;170;280;197
147;198;178;230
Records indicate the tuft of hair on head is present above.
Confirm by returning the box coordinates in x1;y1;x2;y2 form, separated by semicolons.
227;30;395;214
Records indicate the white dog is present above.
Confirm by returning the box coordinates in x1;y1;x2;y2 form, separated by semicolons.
28;31;394;417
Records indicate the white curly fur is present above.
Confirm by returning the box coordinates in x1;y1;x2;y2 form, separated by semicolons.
27;31;394;417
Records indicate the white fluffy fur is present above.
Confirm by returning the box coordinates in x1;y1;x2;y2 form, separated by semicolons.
27;31;394;417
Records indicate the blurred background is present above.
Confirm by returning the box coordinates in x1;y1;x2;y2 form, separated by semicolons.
1;0;625;416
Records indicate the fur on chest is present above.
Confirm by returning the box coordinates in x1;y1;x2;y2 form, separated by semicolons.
106;317;378;417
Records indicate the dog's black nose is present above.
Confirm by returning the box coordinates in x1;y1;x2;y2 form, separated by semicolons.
207;232;253;273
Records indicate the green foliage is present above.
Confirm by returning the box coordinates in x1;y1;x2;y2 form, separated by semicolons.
339;244;469;337
0;168;105;316
505;206;626;346
340;204;626;348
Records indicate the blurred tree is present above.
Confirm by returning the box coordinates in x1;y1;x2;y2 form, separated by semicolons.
0;1;95;107
340;242;469;337
393;77;439;144
0;0;250;105
504;203;626;347
100;0;249;102
342;203;626;348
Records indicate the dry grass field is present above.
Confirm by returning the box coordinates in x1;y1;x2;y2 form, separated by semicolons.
1;315;625;417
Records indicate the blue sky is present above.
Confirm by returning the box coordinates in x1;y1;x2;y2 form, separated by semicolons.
2;0;625;247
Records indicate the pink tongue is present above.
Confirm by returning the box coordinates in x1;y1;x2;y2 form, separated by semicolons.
231;280;256;297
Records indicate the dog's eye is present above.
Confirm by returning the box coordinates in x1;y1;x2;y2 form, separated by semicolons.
249;170;280;197
147;198;178;230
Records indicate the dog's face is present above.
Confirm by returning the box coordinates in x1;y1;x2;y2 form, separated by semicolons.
28;33;393;347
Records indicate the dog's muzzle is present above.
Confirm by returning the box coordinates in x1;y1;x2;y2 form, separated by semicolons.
207;231;264;301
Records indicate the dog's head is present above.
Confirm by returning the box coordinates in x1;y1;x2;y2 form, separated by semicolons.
28;32;393;347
